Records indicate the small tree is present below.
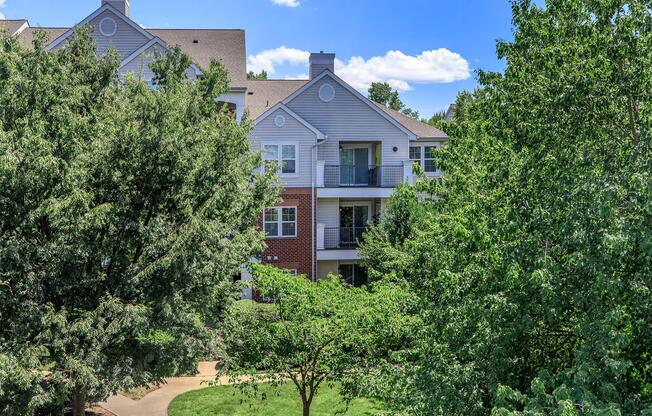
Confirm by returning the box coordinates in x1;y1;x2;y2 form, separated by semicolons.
220;266;416;416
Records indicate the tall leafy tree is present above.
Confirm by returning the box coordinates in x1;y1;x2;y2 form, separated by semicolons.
368;82;405;111
247;70;268;80
360;0;652;415
0;29;278;415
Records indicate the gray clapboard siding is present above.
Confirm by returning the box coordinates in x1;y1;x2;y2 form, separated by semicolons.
51;9;150;61
317;198;340;228
120;43;197;81
287;75;411;169
250;107;318;188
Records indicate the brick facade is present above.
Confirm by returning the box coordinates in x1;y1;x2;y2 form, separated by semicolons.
260;187;315;279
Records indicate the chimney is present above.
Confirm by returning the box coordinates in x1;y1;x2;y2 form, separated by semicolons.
309;51;335;79
102;0;131;17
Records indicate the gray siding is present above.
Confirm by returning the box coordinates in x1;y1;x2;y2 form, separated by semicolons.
317;198;340;228
120;43;197;81
53;9;149;61
250;107;318;188
287;75;411;176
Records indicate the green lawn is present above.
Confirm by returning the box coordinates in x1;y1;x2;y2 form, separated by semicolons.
168;383;379;416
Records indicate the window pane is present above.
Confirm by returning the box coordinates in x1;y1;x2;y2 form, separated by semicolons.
265;222;279;236
282;160;296;174
264;209;278;222
264;145;278;160
424;159;437;172
282;222;296;236
282;145;296;159
409;146;421;160
424;146;436;159
282;208;296;222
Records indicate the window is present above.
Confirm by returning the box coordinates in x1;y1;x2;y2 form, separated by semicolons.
424;146;437;173
264;207;297;237
262;143;297;175
409;146;421;168
409;144;438;173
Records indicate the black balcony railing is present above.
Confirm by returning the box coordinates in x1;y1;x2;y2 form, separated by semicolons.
324;165;403;187
324;227;367;249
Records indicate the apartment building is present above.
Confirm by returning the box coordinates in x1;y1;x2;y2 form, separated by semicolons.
1;0;448;293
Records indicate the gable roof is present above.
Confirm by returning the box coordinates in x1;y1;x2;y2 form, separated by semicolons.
0;19;29;35
47;3;153;51
245;79;309;119
149;29;246;85
282;70;418;139
373;102;448;139
256;103;325;139
10;4;246;86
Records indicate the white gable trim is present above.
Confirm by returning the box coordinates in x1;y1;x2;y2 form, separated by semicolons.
282;70;417;140
118;37;166;70
46;3;154;51
119;37;201;77
13;21;30;36
256;103;326;140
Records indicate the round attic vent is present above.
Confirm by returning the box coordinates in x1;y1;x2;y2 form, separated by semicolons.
99;17;117;37
274;115;286;128
319;84;335;102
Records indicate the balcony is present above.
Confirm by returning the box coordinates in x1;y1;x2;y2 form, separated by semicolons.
317;162;410;188
322;227;366;249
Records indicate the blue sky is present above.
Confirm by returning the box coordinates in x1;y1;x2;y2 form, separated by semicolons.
2;0;517;118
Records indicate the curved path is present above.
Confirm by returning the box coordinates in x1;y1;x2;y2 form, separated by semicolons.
99;362;229;416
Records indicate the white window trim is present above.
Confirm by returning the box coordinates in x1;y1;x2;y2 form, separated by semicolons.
262;141;300;178
264;206;298;239
409;144;440;175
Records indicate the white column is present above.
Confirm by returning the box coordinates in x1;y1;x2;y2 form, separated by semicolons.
317;223;326;250
403;163;414;185
316;160;325;188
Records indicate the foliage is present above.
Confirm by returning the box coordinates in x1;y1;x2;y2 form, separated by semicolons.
0;28;279;415
367;82;420;120
219;265;417;416
168;382;379;416
360;0;652;415
247;70;268;80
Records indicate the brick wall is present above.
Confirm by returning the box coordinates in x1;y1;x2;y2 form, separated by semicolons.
260;187;315;279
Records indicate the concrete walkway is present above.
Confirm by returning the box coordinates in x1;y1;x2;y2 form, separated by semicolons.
99;362;229;416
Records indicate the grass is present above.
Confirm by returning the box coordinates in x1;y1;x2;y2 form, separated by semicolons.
168;383;379;416
119;385;160;400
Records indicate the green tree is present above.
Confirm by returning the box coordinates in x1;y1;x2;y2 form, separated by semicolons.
360;0;652;415
247;70;268;80
220;266;416;416
0;29;279;415
368;82;404;111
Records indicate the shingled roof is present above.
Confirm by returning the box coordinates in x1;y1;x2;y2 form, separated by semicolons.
0;19;28;35
148;29;246;84
0;20;246;86
373;102;448;139
245;79;309;119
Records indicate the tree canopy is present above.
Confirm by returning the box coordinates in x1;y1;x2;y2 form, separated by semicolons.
219;266;416;416
360;0;652;415
0;29;278;415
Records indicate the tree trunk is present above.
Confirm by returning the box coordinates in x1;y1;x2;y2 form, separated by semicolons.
302;401;310;416
72;387;86;416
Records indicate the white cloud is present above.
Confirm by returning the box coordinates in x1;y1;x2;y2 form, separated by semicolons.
0;0;6;19
247;46;310;75
335;49;471;92
247;47;470;92
272;0;300;7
